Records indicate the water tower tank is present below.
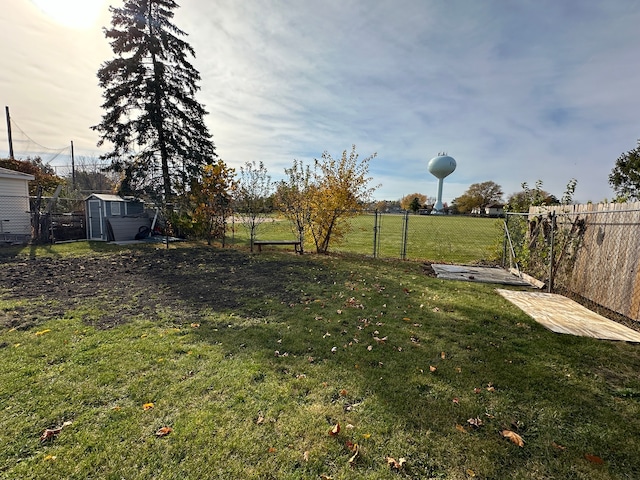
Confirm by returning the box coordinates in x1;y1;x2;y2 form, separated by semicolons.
428;154;457;213
428;155;457;179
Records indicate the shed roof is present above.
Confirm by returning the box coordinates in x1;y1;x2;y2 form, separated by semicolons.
0;166;35;181
85;193;126;202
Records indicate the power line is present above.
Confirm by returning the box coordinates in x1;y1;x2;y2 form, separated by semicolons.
10;118;69;153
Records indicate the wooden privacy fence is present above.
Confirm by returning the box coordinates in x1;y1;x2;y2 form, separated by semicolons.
505;202;640;322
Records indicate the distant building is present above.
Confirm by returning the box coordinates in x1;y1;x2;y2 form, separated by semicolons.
471;203;505;217
485;203;505;217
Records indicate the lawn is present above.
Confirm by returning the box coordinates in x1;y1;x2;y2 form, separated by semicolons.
229;213;502;263
1;242;639;479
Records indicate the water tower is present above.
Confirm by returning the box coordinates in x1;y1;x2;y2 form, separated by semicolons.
428;153;456;213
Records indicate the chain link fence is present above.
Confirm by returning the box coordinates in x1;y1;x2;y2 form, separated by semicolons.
503;203;640;324
329;210;503;264
0;194;87;245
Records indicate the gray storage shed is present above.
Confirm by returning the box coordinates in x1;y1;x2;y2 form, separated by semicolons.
85;194;149;241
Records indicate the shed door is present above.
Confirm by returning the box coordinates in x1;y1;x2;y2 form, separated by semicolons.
88;200;103;239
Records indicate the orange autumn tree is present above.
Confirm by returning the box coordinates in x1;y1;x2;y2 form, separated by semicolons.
276;146;378;254
309;145;378;254
400;192;427;211
190;160;237;245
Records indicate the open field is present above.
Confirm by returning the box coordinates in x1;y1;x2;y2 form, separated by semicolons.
1;242;639;479
229;214;502;263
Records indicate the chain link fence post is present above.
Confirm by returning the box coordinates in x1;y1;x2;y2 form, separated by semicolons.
373;209;379;258
548;211;555;293
502;214;509;268
400;210;409;260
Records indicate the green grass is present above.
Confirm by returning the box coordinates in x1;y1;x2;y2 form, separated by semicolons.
0;240;123;259
230;214;502;263
1;243;639;479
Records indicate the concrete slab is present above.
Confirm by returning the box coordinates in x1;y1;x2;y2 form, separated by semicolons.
497;289;640;343
432;264;532;286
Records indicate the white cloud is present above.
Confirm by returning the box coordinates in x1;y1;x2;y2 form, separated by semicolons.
2;0;640;203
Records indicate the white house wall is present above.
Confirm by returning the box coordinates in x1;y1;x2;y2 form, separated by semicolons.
0;177;31;235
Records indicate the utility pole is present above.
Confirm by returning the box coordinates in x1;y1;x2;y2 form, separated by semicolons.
5;106;14;159
71;140;75;189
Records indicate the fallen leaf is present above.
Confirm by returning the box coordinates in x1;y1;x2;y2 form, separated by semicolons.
320;475;333;480
552;442;566;451
143;402;154;410
40;421;72;442
386;456;406;469
367;345;373;351
339;389;348;396
441;351;446;359
331;346;338;353
268;447;277;453
429;365;437;372
44;455;57;461
303;450;310;462
256;415;265;425
190;323;200;328
345;423;355;430
473;387;482;394
111;406;122;411
373;336;387;344
347;443;359;465
467;468;476;477
467;417;483;428
585;454;604;464
362;433;371;439
35;329;51;336
452;397;460;404
455;424;467;433
501;430;524;447
155;426;172;437
329;423;340;436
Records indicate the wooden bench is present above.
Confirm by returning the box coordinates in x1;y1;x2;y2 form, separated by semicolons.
254;240;302;254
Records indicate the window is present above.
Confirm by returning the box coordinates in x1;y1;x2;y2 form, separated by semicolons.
110;202;121;216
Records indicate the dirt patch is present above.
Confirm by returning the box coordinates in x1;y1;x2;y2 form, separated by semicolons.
0;247;334;330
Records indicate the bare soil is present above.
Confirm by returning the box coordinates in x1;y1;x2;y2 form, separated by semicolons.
0;246;336;330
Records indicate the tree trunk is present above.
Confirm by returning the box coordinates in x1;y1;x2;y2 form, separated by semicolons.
148;1;172;201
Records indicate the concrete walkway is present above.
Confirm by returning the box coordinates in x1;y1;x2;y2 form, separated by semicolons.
432;264;532;286
497;289;640;343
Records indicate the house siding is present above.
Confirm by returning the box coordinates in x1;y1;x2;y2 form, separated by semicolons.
0;175;32;236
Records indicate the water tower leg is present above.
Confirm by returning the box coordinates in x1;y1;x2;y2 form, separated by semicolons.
433;178;444;213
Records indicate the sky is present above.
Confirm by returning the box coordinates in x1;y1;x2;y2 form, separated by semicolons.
2;0;640;204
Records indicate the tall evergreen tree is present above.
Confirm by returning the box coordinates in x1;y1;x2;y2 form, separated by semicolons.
92;0;215;200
